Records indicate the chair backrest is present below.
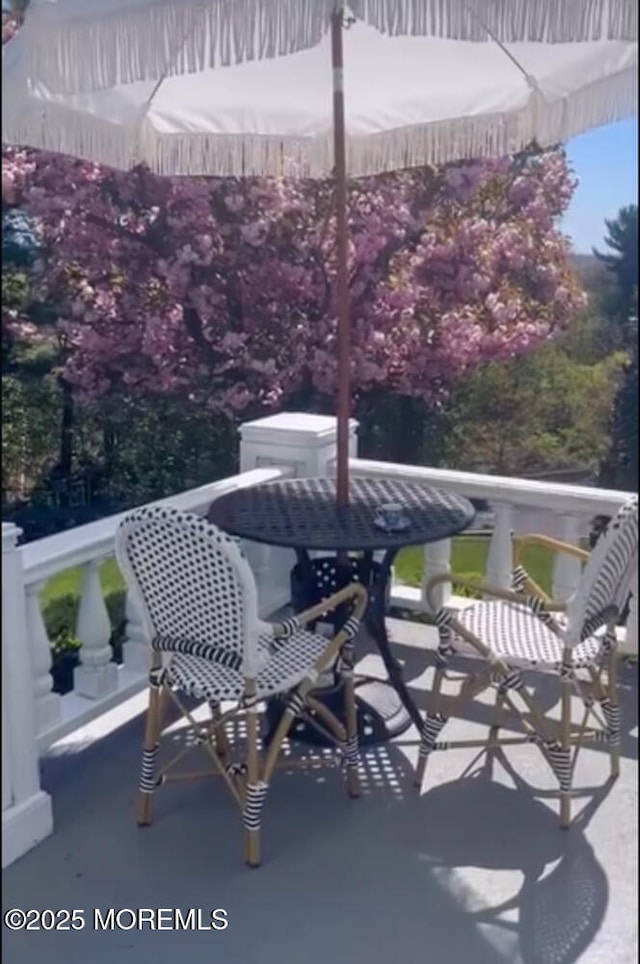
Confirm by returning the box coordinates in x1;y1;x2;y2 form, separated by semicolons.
115;505;262;675
565;496;638;646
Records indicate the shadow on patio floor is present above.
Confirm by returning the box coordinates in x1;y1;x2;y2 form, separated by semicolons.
369;619;639;762
3;698;628;964
395;763;610;964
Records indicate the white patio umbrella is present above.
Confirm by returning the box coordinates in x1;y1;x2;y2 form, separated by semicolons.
13;0;639;95
3;1;637;506
3;24;637;177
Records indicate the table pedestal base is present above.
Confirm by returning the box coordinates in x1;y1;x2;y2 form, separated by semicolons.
264;676;412;749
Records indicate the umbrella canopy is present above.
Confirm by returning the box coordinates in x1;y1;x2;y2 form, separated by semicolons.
4;2;637;507
3;22;637;177
13;0;639;96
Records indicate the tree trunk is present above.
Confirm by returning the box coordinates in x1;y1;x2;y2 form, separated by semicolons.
57;376;75;483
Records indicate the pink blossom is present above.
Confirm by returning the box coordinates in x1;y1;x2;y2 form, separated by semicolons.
2;25;585;418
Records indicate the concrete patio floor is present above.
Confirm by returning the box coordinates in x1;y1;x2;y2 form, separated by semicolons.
3;619;638;964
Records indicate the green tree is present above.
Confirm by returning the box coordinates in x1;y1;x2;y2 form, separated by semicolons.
1;261;65;507
599;294;638;492
552;296;615;364
440;345;625;476
593;204;638;331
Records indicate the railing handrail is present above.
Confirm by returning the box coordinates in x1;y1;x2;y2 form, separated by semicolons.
351;458;633;516
20;466;293;586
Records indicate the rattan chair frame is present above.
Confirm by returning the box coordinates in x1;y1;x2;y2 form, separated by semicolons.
414;503;637;828
116;506;368;867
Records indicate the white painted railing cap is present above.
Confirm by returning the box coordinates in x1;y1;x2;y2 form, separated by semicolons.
352;458;634;516
20;468;292;586
240;412;359;449
2;522;22;550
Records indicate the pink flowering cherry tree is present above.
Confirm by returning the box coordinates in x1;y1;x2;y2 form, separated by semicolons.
2;143;585;420
3;6;585;425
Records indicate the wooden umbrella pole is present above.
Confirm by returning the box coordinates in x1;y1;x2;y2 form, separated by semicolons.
331;5;350;508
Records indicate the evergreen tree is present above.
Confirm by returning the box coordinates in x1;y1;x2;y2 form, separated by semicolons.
593;205;638;330
599;292;638;492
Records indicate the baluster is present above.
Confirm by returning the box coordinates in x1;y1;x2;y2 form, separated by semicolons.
24;582;61;734
74;560;118;699
243;540;272;610
552;513;582;602
485;503;514;591
245;540;269;582
122;589;149;676
422;539;451;612
386;549;398;599
269;545;295;611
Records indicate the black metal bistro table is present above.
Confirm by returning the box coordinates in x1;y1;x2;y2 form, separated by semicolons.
208;477;474;746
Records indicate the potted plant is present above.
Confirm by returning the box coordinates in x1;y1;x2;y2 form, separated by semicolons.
50;630;82;695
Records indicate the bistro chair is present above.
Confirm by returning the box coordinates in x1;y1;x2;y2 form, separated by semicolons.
415;496;637;827
115;505;367;867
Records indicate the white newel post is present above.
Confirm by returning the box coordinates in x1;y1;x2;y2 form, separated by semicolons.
2;524;53;868
239;412;358;477
238;413;359;615
73;560;118;699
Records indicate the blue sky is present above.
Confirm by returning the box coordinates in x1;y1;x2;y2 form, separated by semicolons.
562;118;638;254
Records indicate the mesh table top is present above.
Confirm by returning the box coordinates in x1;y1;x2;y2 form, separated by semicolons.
207;476;475;551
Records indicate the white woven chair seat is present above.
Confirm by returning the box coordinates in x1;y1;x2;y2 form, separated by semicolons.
164;628;332;702
452;601;604;670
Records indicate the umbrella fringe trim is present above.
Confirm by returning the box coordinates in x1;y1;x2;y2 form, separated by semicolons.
350;0;637;44
3;62;636;178
19;0;335;96
16;0;637;97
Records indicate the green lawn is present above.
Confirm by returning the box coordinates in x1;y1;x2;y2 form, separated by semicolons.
41;535;553;637
394;535;553;595
41;558;126;644
41;557;124;605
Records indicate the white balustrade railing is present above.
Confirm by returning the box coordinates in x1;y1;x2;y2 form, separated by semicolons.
351;457;637;656
2;524;53;868
5;458;637;757
14;466;294;755
2;411;636;869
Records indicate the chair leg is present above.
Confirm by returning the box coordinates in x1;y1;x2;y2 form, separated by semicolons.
603;651;621;780
341;641;361;798
136;678;165;827
414;650;449;789
245;689;315;867
558;677;573;829
209;700;231;761
243;703;264;868
502;665;573;829
484;686;507;773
